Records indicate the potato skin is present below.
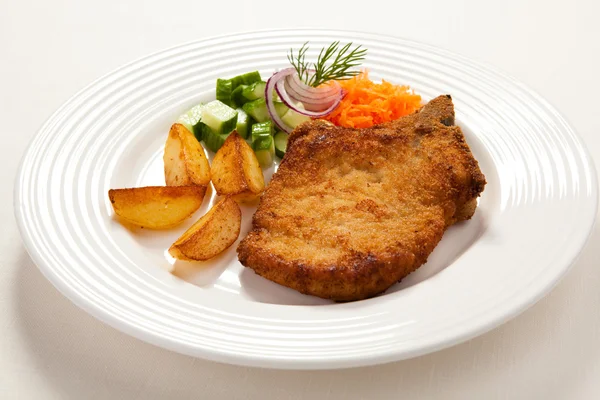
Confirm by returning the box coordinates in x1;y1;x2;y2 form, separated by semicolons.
164;123;210;187
108;186;206;229
210;131;265;201
169;196;241;261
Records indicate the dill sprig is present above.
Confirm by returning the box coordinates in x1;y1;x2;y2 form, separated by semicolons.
287;41;310;83
287;41;367;87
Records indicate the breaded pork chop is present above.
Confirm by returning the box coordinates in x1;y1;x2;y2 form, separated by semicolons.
238;95;486;301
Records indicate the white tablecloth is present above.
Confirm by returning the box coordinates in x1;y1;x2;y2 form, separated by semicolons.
2;0;599;398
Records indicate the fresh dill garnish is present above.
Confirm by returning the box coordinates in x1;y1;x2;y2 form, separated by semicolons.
287;41;367;87
287;41;310;83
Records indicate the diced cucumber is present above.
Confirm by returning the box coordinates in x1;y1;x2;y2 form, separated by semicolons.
217;72;262;109
216;79;234;107
242;81;267;101
192;120;208;142
274;131;288;159
242;98;270;122
231;84;248;107
190;111;209;142
236;108;251;139
255;150;274;167
176;104;204;133
230;71;262;88
251;121;274;139
274;101;289;118
241;99;287;123
200;122;231;153
201;100;238;134
252;134;275;167
281;107;311;129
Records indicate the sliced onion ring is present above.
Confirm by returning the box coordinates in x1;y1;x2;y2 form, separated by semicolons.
284;72;341;111
265;68;344;133
265;69;297;133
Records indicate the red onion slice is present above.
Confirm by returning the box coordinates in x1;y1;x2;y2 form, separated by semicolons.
276;80;344;118
265;68;345;133
284;72;341;111
265;69;297;133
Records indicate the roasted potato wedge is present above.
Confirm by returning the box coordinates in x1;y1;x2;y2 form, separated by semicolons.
164;123;211;187
210;131;265;201
169;196;241;261
108;186;206;229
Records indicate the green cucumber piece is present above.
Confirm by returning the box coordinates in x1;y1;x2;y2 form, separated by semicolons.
242;99;287;123
201;100;238;134
242;81;267;101
236;108;251;139
216;79;234;107
220;72;262;106
252;133;273;150
230;71;262;88
281;108;311;129
231;84;248;107
200;123;231;153
274;131;288;159
229;71;262;93
252;134;275;167
254;150;274;167
176;104;204;133
240;71;262;85
192;120;207;142
251;121;274;140
242;98;270;122
274;101;289;118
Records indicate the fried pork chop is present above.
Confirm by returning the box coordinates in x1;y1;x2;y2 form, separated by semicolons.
237;95;486;301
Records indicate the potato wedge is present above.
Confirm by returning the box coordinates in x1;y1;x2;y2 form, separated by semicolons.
164;123;211;187
169;196;241;261
210;131;265;201
108;186;206;229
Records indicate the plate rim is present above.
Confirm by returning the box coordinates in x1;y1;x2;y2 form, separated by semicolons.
14;28;599;369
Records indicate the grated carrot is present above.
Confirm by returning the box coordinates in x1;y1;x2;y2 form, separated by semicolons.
322;70;422;128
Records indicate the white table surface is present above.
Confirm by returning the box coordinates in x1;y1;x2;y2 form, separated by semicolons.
2;0;599;398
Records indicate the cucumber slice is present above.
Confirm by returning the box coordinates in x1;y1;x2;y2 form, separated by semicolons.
216;79;234;107
242;98;270;122
274;101;289;118
236;108;251;139
201;100;238;134
219;72;262;106
242;81;267;102
254;150;274;168
252;134;275;167
281;108;311;129
241;99;287;123
200;122;231;153
274;131;288;158
230;71;262;88
231;84;248;108
251;121;274;140
192;120;207;142
176;104;204;133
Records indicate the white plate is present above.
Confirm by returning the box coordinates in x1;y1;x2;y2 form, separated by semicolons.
15;29;598;369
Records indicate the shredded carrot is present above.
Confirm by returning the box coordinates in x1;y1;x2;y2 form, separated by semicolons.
322;70;422;128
